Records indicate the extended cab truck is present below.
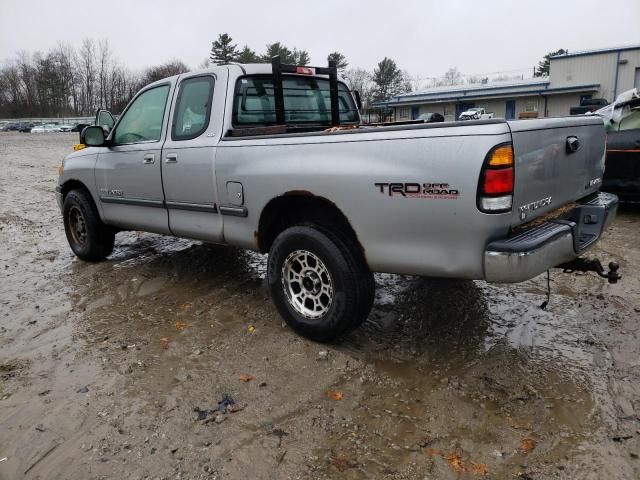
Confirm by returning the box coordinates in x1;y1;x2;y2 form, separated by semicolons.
56;58;619;341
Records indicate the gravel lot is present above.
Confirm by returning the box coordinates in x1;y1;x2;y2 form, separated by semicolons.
1;132;639;479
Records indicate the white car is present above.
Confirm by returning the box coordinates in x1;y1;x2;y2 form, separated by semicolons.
459;107;495;121
31;124;62;133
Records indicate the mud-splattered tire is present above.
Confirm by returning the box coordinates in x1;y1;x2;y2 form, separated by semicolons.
267;225;374;342
63;189;114;261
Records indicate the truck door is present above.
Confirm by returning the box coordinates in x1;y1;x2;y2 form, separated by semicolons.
95;83;173;233
161;71;225;242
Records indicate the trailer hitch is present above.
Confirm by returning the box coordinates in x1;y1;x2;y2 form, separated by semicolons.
558;258;622;284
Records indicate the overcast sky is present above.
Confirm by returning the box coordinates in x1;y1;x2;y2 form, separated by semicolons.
2;0;639;80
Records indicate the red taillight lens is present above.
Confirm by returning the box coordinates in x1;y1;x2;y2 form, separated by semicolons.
482;167;513;195
477;143;514;213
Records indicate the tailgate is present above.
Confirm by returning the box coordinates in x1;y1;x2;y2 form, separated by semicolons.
508;116;606;226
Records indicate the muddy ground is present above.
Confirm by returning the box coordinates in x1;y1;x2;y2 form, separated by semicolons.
0;132;639;480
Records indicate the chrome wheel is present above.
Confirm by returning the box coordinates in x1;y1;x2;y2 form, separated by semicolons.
281;250;334;319
68;206;87;246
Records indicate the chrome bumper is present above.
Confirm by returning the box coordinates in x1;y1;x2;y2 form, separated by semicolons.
484;192;618;283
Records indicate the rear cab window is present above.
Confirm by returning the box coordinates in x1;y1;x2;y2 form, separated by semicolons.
232;75;358;127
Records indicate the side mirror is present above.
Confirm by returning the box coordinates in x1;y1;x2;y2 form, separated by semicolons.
95;109;115;133
81;125;107;147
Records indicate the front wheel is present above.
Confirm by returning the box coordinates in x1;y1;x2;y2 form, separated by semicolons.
63;189;115;261
267;226;374;342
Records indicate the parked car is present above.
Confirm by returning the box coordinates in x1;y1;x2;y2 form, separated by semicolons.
593;89;640;202
1;122;21;131
72;123;90;133
33;124;63;133
417;112;445;123
56;58;619;341
570;98;609;115
31;124;55;133
18;123;36;133
459;107;494;121
58;124;74;132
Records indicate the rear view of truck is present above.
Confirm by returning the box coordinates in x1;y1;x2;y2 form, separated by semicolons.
482;116;619;283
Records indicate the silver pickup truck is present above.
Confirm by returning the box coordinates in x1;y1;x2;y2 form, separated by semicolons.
56;58;619;341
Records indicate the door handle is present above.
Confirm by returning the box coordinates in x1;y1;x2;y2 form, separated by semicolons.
165;153;178;163
143;153;155;164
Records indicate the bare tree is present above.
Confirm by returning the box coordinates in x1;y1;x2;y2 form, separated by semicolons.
98;39;112;109
17;51;38;115
77;38;96;114
138;60;189;88
54;43;80;114
343;68;374;108
442;67;463;86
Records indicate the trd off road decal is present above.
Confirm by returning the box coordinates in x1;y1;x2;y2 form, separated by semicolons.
374;182;460;200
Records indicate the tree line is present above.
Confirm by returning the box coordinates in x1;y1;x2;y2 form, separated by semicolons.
1;32;560;119
0;38;188;119
207;33;414;108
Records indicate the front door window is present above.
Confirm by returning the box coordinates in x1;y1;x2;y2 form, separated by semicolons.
114;85;170;144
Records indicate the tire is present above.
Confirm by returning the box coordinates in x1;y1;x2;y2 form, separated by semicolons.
63;189;115;261
267;225;374;342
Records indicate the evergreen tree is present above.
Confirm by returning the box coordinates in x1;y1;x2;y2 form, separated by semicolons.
372;57;408;101
327;52;348;72
534;48;566;77
210;33;238;65
262;42;295;64
293;49;310;66
236;45;260;63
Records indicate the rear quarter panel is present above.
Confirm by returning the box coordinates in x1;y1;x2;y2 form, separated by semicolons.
216;123;512;278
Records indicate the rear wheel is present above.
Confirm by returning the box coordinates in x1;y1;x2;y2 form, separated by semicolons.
267;225;374;341
63;189;115;261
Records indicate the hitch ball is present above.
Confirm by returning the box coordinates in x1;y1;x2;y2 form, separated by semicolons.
607;262;621;284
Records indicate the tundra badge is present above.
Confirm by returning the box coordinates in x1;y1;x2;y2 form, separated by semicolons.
519;196;552;221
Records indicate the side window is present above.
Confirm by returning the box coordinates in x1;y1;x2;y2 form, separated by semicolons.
233;75;358;125
172;76;215;141
114;85;170;144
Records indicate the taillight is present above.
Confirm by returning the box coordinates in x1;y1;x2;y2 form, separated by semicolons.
478;143;514;213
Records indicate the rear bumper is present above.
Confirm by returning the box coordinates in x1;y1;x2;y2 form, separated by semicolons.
484;192;618;283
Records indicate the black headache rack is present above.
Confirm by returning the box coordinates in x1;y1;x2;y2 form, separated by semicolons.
228;56;343;138
271;56;341;127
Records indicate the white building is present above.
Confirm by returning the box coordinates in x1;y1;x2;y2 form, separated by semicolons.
372;44;640;121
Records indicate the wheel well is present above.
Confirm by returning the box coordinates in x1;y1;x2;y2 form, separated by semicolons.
257;194;365;257
60;179;91;200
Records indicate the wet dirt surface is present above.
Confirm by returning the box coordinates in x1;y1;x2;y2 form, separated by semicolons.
1;131;639;479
